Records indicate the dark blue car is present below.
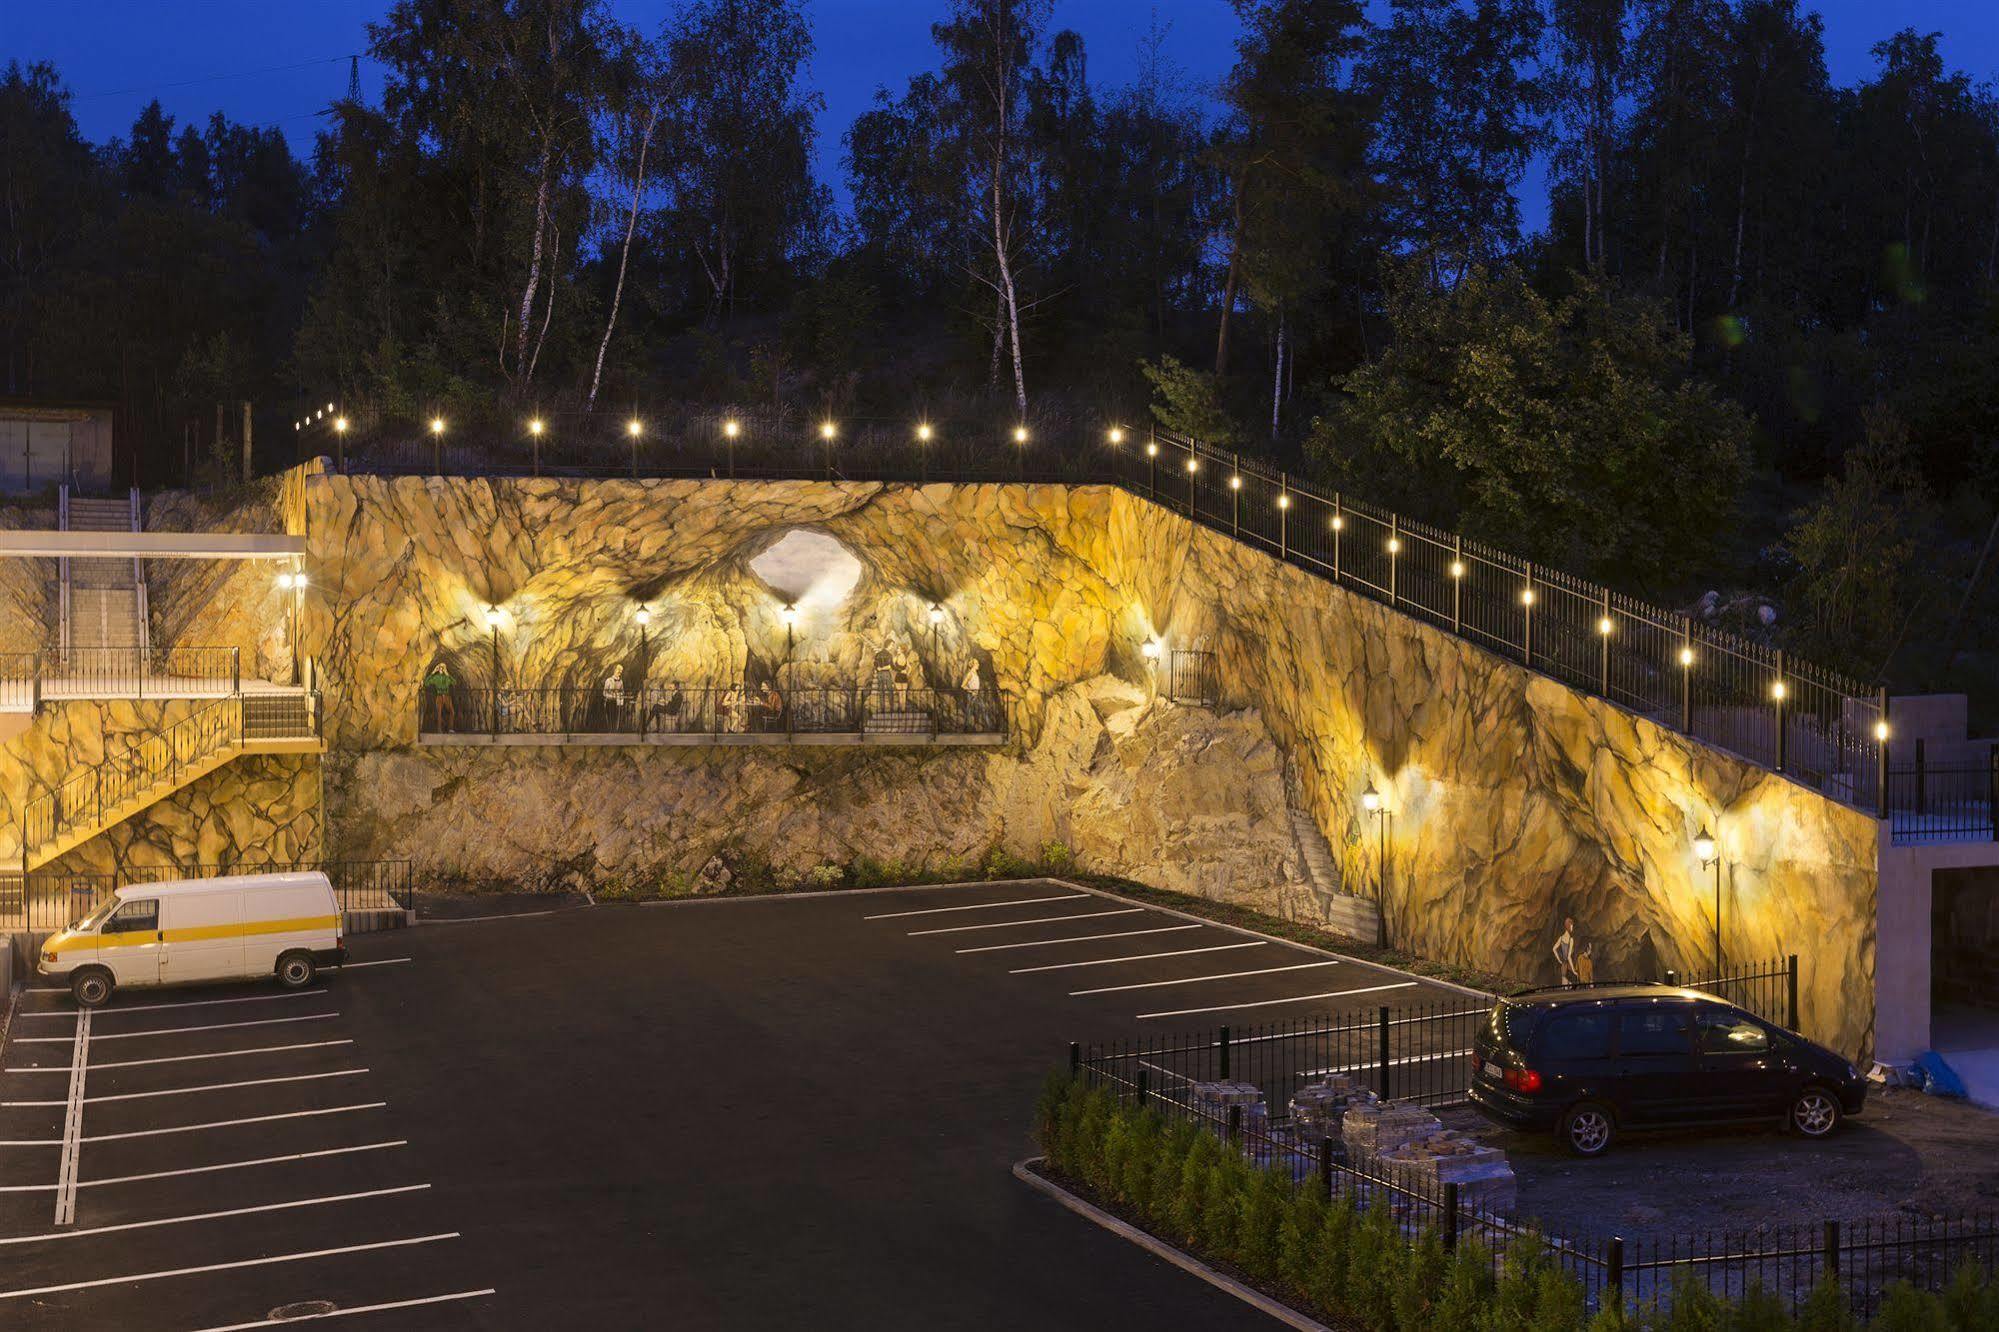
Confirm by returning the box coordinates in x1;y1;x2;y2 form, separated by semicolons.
1468;983;1867;1156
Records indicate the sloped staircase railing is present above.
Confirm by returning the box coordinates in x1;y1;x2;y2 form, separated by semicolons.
17;691;321;873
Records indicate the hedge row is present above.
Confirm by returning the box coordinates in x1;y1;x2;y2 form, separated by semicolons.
1035;1073;1999;1332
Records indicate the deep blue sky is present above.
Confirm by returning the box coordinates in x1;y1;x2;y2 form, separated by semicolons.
6;0;1997;232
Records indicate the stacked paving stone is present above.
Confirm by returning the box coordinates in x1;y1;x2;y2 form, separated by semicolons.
1379;1133;1518;1216
1287;1074;1377;1145
1189;1080;1270;1134
1340;1101;1444;1156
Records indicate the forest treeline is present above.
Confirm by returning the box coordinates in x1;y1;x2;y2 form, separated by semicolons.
0;0;1994;698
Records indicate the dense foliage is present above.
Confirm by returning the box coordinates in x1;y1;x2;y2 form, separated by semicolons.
1;0;1994;705
1037;1073;1999;1331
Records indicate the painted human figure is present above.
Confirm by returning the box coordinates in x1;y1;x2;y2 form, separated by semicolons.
602;664;626;729
1575;944;1595;984
720;682;745;733
425;659;455;732
1553;916;1580;986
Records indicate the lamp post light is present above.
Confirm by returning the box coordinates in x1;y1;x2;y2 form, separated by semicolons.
820;421;836;479
1140;637;1162;689
1448;536;1465;633
333;415;348;471
635;604;652;738
1694;826;1721;976
916;422;933;483
1678;629;1697;731
485;605;504;739
928;603;944;661
1331;499;1344;580
1228;472;1242;534
1276;489;1290;560
1013;425;1028;480
527;417;545;476
723;418;740;478
1386;520;1401;606
626;417;643;478
1145;437;1158;496
781;603;798;690
429;417;445;473
1362;783;1388;945
1185;454;1199;515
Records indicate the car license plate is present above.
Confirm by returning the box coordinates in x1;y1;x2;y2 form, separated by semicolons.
1483;1060;1505;1080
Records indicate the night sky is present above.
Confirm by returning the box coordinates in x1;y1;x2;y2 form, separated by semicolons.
5;0;1997;230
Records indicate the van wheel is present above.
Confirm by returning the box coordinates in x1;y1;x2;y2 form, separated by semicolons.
70;968;113;1009
1789;1085;1842;1139
1559;1102;1616;1157
275;952;316;989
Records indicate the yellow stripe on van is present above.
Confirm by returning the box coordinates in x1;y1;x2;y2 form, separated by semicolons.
44;915;339;955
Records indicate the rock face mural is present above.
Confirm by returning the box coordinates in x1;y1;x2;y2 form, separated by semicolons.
3;469;1883;1053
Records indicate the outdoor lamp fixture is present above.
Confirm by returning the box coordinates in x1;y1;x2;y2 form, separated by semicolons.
293;573;307;589
484;605;503;631
1386;536;1401;554
1276;493;1291;510
1140;639;1162;661
1874;720;1890;742
1330;514;1345;531
1678;646;1696;668
1694;826;1723;973
626;419;643;438
527;418;545;437
723;419;741;438
928;605;944;626
1361;783;1382;815
276;572;294;592
1107;427;1124;445
1145;442;1158;458
780;604;798;627
1228;474;1242;490
1013;426;1029;444
820;421;837;440
333;416;349;434
634;605;652;628
325;402;334;413
1449;560;1465;579
1362;782;1389;938
430;417;445;436
1770;679;1788;701
1520;587;1536;607
1185;458;1199;473
1596;615;1615;636
917;423;933;442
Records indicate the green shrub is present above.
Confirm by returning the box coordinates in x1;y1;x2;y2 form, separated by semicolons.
1277;1188;1327;1300
1942;1262;1999;1331
1234;1164;1291;1283
1797;1280;1859;1332
1396;1226;1448;1331
1039;841;1076;873
1433;1240;1499;1331
1169;1131;1221;1244
1307;1192;1359;1317
1345;1193;1404;1330
1873;1281;1949;1332
1197;1159;1243;1262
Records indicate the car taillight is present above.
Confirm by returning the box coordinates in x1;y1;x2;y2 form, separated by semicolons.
1504;1067;1543;1094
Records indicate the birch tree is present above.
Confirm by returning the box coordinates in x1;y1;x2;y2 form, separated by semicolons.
587;27;664;411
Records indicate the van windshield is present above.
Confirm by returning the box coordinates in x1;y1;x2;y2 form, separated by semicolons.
69;896;119;931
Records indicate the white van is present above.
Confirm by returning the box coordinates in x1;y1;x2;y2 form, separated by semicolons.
38;871;346;1007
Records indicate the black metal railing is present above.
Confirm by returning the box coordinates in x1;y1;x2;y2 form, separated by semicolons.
1886;749;1999;844
18;692;321;866
331;420;1924;822
1502;957;1802;1032
0;860;414;933
0;647;244;705
416;682;1004;741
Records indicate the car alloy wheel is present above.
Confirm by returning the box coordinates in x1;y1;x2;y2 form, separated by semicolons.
1792;1088;1839;1137
1563;1104;1613;1156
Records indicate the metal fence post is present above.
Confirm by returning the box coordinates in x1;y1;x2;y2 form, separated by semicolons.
1227;1103;1241;1144
1823;1219;1841;1283
1317;1136;1334;1199
1914;737;1927;818
1068;1041;1080;1076
1442;1181;1460;1252
1388;515;1399;607
1877;687;1891;820
1773;649;1788;773
1218;1025;1232;1081
1606;1237;1625;1312
1522;563;1535;667
1377;1006;1391;1099
1682;618;1696;733
231;647;241;694
1137;1068;1149;1102
1230;454;1240;535
1787;955;1800;1031
1990;748;1998;843
1450;535;1463;633
1599;589;1612;696
1333;494;1343;580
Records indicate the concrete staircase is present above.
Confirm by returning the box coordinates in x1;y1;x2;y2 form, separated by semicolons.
1286;794;1383;946
61;492;147;658
18;694;320;872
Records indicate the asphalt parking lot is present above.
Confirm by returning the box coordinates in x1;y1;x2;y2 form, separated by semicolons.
0;876;1477;1328
0;954;491;1330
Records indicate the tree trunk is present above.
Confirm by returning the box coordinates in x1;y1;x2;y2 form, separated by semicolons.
1269;310;1285;440
515;139;555;380
1215;182;1245;377
527;221;559;386
588;108;658;413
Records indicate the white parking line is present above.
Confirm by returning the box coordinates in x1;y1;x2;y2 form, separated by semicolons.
1298;1048;1475;1077
0;1232;457;1300
16;1013;338;1045
0;1184;431;1247
957;925;1201;954
5;1069;369;1109
1009;942;1264;974
79;1139;406;1188
193;1288;497;1330
1136;981;1418;1020
16;990;328;1019
907;908;1143;937
85;1102;386;1143
81;1039;354;1072
1070;960;1341;997
329;957;411;969
863;894;1087;920
54;1008;88;1226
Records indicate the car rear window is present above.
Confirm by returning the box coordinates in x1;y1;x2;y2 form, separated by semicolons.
1486;1001;1542;1052
1537;1011;1613;1061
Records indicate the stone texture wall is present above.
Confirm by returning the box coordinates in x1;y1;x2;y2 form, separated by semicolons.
0;697;320;873
286;473;1879;1051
